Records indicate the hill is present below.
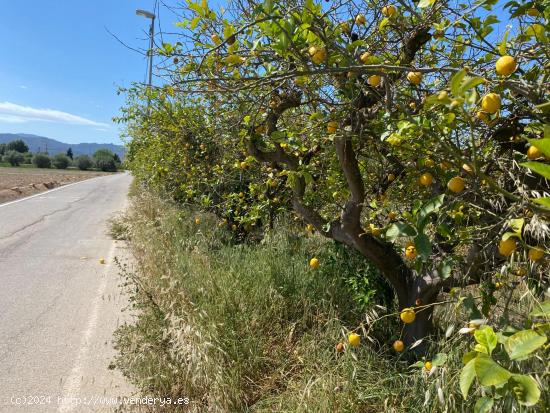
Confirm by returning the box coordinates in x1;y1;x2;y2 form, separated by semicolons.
0;133;125;159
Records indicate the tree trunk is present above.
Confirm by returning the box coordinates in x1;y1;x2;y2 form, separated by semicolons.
402;303;434;355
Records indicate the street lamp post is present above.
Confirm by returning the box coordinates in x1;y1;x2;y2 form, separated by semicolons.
136;9;156;97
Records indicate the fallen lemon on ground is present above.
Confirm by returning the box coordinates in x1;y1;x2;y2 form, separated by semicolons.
348;332;361;347
498;238;517;257
99;258;106;264
388;173;396;182
388;211;397;220
195;217;201;225
528;247;544;262
309;257;320;269
481;93;501;113
425;361;433;371
400;308;416;324
393;340;404;352
447;176;465;193
335;342;344;353
495;55;517;76
405;242;417;260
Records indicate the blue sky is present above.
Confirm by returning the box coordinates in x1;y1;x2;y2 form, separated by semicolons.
0;0;163;145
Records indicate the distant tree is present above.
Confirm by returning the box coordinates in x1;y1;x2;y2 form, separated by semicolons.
93;149;117;172
0;143;5;155
32;153;51;168
113;153;121;164
6;139;29;153
76;155;93;171
3;150;25;166
53;153;70;169
66;147;73;160
23;152;33;164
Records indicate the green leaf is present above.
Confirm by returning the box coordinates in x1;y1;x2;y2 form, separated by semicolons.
410;360;424;368
507;218;524;234
385;222;416;241
474;397;494;413
532;197;550;209
414;233;431;261
417;0;436;7
378;17;389;31
474;326;497;355
450;70;466;96
528;138;550;158
510;374;541;406
529;300;550;317
536;101;550;113
438;257;453;279
520;161;550;180
474;354;512;387
460;358;476;399
461;76;485;92
463;351;478;365
463;294;482;319
504;329;547;360
417;194;445;229
432;352;447;366
498;29;509;56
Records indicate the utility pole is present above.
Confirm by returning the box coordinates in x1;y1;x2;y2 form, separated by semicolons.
136;9;156;107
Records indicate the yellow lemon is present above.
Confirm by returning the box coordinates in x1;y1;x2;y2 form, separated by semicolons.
370;224;381;237
355;14;366;25
437;90;448;100
306;223;315;233
423;158;435;167
407;71;423;85
393;340;404;352
496;55;517;76
481;93;501;114
311;48;326;65
368;75;381;87
195;217;201;225
388;173;396;182
528;247;544;262
425;361;433;371
360;51;371;64
404;243;417;260
419;172;434;186
99;258;106;265
211;34;221;44
381;5;397;17
388;211;397;220
309;257;320;269
348;332;361;347
447;176;465;193
462;163;474;174
498;238;517;257
327;121;338;134
400;307;416;324
526;7;539;16
335;342;345;353
527;146;542;159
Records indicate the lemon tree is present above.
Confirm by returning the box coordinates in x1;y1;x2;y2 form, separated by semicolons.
121;0;549;350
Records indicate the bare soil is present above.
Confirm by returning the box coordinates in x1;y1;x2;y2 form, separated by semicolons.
0;167;111;204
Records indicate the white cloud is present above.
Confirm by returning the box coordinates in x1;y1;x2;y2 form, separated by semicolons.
19;85;28;89
0;101;109;127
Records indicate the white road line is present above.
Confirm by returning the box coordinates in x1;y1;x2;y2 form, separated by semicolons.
57;241;118;412
0;174;116;208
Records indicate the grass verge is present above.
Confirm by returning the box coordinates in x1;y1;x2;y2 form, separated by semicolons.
113;190;548;412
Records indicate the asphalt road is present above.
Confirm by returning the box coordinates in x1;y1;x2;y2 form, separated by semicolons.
0;173;134;412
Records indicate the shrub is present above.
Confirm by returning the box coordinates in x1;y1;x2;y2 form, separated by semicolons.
23;152;33;164
52;153;70;169
6;139;29;153
3;150;24;166
93;149;117;172
32;153;51;168
95;157;117;172
76;155;93;171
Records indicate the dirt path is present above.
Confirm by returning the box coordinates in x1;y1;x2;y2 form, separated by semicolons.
0;167;112;204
